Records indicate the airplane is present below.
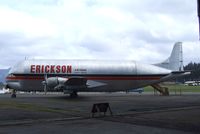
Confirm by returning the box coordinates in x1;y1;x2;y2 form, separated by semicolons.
5;42;190;98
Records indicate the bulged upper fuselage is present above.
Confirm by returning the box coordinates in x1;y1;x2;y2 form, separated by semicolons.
6;59;171;92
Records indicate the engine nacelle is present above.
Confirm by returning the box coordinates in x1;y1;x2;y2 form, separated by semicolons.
46;77;68;89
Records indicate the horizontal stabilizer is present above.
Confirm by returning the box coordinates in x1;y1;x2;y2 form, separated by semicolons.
158;71;191;83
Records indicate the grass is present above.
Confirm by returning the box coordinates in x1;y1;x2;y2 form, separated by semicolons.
144;84;200;92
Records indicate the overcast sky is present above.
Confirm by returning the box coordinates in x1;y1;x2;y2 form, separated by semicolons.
0;0;199;68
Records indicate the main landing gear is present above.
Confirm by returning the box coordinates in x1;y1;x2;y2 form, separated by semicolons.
70;91;78;98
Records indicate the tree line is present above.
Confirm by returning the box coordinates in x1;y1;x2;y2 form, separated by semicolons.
180;62;200;82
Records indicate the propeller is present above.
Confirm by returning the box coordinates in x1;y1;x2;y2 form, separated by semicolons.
42;74;48;95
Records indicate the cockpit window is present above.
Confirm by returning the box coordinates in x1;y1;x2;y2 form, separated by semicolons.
8;74;14;77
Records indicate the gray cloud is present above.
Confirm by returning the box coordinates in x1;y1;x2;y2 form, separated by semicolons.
0;0;199;68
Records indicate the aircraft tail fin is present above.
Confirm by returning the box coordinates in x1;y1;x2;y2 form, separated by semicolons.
154;42;183;71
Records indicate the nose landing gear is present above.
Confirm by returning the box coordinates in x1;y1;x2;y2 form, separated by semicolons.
11;89;16;98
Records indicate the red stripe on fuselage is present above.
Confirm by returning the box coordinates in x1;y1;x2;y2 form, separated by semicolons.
6;76;162;81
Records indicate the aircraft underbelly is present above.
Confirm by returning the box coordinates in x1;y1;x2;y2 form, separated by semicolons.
20;80;44;91
17;79;158;92
9;80;158;92
88;79;157;92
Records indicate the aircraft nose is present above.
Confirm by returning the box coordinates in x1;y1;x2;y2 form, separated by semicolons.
6;82;21;90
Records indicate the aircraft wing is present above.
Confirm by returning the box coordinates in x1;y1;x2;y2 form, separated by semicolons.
86;80;107;88
65;77;87;86
63;77;107;89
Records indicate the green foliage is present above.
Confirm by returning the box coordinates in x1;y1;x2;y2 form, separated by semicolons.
182;62;200;81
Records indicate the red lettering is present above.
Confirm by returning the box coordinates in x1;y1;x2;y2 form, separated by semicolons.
45;65;50;73
61;65;66;73
56;65;61;73
30;65;72;74
30;65;35;73
36;65;40;73
50;65;55;73
41;65;44;73
67;65;72;73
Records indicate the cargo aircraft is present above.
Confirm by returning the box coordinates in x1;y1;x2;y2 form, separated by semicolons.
6;42;190;97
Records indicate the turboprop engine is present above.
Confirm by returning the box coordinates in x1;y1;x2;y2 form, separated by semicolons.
42;76;68;93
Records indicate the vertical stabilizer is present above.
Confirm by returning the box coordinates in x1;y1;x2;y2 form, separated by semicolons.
154;42;183;71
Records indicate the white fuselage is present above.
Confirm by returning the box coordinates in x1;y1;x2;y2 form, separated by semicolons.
6;59;171;92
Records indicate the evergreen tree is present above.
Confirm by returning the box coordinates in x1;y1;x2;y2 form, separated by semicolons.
182;62;200;81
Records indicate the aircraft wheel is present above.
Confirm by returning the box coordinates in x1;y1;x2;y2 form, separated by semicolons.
11;89;16;98
11;93;16;98
70;92;78;98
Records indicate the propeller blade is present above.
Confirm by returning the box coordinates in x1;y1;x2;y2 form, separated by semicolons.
42;74;48;95
44;84;47;95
